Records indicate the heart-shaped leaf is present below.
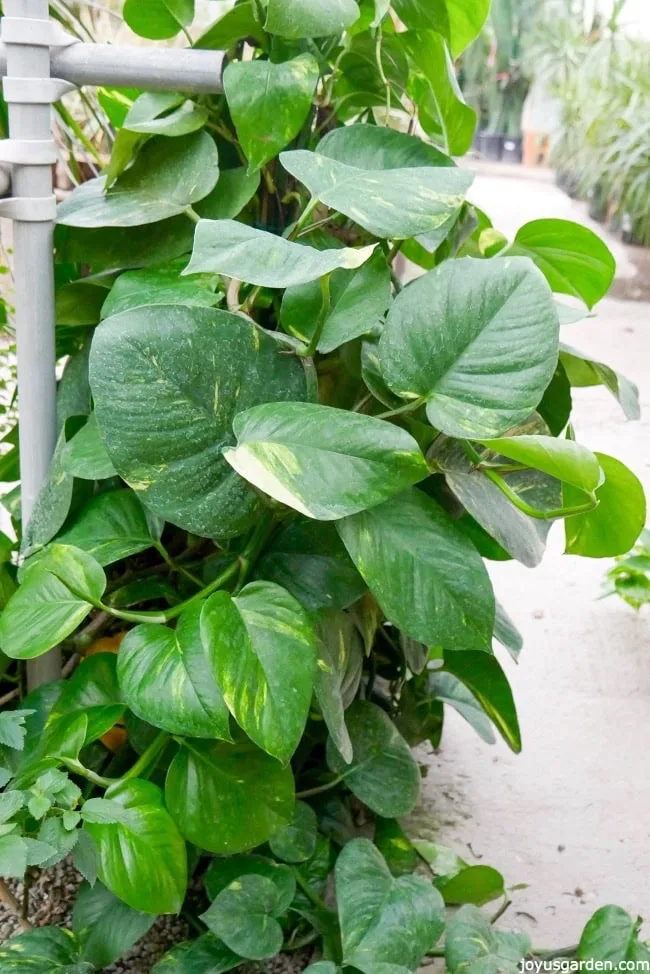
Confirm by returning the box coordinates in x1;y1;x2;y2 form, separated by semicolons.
269;800;318;863
281;148;472;239
337;488;495;649
0;927;93;973
336;838;445;971
124;0;194;39
225;54;319;173
62;414;117;481
90;306;308;538
560;343;640;420
265;0;360;38
223;402;429;521
578;906;645;965
48;653;124;744
510;219;615;309
314;609;364;763
446;904;531;974
196;1;265;50
318;122;455;170
151;933;241;973
444;650;521;752
72;880;155;969
101;259;220;319
477;435;603;495
123;92;207;138
201;581;317;762
395;0;490;56
165;738;294;854
57;490;162;567
428;671;496;745
280;251;391;354
21;427;73;558
57;132;218;228
255;520;366;611
327;701;421;816
204;854;296;909
378;256;559;439
82;778;187;914
200;874;284;960
184;220;375;288
118;604;231;740
406;33;477;156
0;546;106;660
565;453;646;557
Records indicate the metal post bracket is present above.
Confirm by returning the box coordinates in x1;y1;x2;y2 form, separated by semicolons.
1;17;77;48
3;76;77;103
0;138;57;165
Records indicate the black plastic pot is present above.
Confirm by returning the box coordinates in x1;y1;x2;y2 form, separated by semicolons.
477;132;503;161
501;137;522;164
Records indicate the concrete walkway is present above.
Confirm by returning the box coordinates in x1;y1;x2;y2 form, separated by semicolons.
422;164;650;949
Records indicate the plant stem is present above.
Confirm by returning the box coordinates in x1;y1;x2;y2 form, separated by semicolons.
300;276;331;358
292;867;327;911
155;542;203;588
184;205;201;224
461;441;599;521
533;945;579;960
0;878;32;932
296;775;345;799
122;730;169;781
235;510;277;593
61;759;115;789
375;397;426;420
490;897;512;924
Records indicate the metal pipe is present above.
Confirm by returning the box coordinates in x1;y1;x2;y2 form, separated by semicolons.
0;42;225;94
4;0;60;687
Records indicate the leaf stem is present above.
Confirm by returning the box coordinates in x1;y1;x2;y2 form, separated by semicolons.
375;397;426;420
155;541;203;588
234;509;277;594
462;441;599;521
292;867;328;912
184;205;201;224
296;774;345;799
300;276;331;358
61;758;116;789
122;730;170;781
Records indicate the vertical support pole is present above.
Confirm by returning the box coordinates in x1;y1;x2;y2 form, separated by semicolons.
4;0;60;687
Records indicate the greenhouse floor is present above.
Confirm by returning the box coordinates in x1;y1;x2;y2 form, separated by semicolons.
420;162;650;951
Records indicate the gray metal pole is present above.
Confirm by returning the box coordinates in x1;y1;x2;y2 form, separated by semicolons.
0;42;225;94
3;0;60;688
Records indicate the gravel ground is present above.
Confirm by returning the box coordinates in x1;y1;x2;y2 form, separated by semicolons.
0;859;312;972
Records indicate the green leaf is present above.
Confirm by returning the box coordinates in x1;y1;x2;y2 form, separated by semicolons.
269;800;317;863
565;454;646;558
201;581;317;762
101;259;220;319
318;121;455;170
0;546;106;660
123;92;208;137
195;1;265;50
196;166;260;222
280;252;391;354
280;148;472;239
402;0;491;53
494;601;523;660
0;710;35;750
118;604;232;740
22;427;73;558
184;219;375;287
265;0;360;38
48;653;124;743
378;256;559;439
437;865;506;906
57;345;92;431
337;488;494;649
336;837;445;971
83;778;187;914
446;904;531;974
200;874;284;960
560;343;640;421
151;934;241;973
90;306;307;538
123;0;194;39
57;132;218;228
165;738;294;854
223;402;429;521
57;490;162;566
444;650;521;752
314;609;364;763
428;671;496;745
434;423;560;568
406;33;477;156
255;520;365;611
56;280;108;326
224;54;319;173
0;927;93;973
477;435;603;495
0;834;29;877
72;880;155;969
56;218;195;273
509;219;616;310
327;700;421;816
578;906;644;966
62;414;117;480
205;854;296;909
